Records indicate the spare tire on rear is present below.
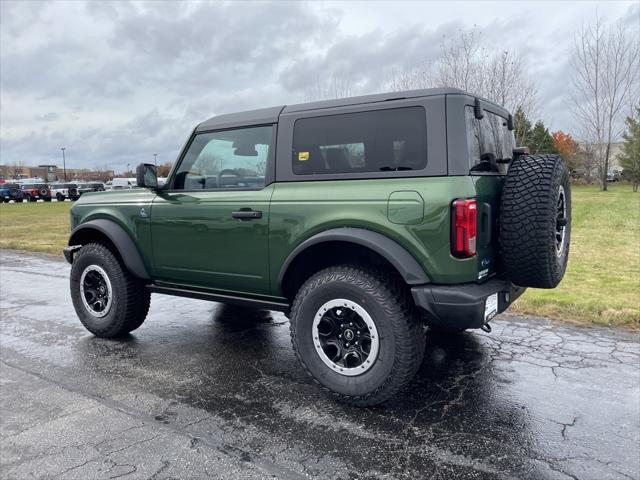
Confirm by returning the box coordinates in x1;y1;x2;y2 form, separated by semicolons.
500;154;571;288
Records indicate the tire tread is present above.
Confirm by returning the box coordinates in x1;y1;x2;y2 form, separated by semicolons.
71;243;150;337
290;265;425;407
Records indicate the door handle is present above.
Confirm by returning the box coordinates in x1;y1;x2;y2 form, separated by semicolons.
232;209;262;220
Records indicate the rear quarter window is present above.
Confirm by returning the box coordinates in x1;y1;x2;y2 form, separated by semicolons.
465;107;515;174
292;106;427;176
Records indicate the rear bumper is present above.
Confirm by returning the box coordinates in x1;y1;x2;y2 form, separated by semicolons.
411;277;526;330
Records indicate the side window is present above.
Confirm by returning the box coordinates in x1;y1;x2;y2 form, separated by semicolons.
292;107;427;175
465;107;515;174
172;125;273;190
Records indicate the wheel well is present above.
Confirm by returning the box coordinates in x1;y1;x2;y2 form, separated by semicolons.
281;241;406;301
70;228;120;261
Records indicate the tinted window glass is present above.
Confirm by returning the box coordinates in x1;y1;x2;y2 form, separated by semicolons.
465;107;515;174
173;125;273;190
292;107;427;175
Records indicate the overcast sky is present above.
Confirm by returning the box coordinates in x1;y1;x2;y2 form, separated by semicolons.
1;0;638;173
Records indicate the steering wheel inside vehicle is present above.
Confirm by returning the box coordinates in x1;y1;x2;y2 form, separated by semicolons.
217;169;244;188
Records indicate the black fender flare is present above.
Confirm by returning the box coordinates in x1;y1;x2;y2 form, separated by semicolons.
68;219;150;279
278;227;431;288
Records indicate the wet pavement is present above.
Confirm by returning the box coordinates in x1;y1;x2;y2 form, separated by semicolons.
0;249;638;480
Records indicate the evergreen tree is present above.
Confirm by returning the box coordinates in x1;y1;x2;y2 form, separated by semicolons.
529;121;557;154
618;107;640;192
511;107;559;155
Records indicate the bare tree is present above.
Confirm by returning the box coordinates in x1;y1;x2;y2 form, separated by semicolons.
575;142;599;181
437;28;483;93
484;50;538;117
384;29;539;124
8;161;25;179
571;14;639;190
303;73;354;101
387;62;434;91
435;27;538;117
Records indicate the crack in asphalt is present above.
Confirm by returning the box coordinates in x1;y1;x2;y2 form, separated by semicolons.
0;359;304;480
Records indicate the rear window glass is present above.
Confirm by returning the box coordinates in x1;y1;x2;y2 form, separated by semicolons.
292;107;427;175
465;107;515;174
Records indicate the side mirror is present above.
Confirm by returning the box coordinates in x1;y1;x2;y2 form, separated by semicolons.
136;163;158;189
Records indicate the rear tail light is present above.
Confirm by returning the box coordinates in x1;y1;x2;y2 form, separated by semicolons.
452;198;477;258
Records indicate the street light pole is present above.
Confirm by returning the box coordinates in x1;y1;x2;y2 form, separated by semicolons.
60;147;67;181
127;163;130;176
153;153;158;166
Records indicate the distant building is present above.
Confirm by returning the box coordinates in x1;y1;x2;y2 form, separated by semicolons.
0;164;114;182
37;165;58;182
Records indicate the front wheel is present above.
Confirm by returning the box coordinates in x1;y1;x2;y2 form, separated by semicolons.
290;265;425;406
70;243;150;338
56;193;64;202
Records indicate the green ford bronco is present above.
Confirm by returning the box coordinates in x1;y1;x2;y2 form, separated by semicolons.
65;88;571;406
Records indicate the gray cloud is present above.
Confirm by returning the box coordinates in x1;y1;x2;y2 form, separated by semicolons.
1;0;636;172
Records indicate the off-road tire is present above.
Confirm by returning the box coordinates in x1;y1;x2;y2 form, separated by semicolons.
56;193;64;202
290;265;425;407
70;242;150;338
500;154;571;288
44;197;52;202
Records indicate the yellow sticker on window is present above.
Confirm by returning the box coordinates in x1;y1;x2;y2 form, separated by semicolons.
298;151;309;161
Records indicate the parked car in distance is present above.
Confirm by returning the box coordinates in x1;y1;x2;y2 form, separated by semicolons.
606;170;621;182
77;182;106;195
65;87;571;406
49;183;80;201
109;178;137;190
21;183;52;202
0;183;24;203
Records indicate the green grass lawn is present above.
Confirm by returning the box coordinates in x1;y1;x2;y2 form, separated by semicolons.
1;184;638;327
0;201;72;255
511;184;639;327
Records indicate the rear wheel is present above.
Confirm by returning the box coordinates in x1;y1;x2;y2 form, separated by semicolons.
290;265;425;406
56;193;64;201
70;243;150;338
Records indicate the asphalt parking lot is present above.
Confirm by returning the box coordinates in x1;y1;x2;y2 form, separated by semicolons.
0;250;638;480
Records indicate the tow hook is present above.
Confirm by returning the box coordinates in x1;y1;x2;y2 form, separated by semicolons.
481;323;492;333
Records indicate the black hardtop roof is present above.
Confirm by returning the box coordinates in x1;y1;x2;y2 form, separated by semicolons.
195;87;506;132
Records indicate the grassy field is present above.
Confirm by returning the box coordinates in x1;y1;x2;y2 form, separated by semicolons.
0;201;72;255
511;184;639;327
1;184;638;327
